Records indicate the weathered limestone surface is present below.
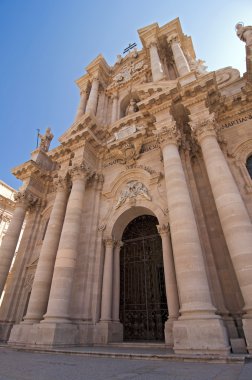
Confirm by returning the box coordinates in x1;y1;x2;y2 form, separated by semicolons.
2;18;252;356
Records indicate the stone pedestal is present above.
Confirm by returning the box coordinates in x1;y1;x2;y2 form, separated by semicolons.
243;319;252;353
0;322;14;342
9;322;78;347
94;321;123;345
173;317;230;355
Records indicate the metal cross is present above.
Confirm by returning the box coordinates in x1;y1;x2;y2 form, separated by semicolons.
123;42;137;54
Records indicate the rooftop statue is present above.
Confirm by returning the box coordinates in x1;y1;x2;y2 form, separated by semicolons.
38;128;54;152
236;22;252;46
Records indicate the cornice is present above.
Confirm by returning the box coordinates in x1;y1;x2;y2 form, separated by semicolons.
85;54;111;81
11;160;51;181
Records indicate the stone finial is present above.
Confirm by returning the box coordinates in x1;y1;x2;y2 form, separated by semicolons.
236;22;252;46
38;128;54;152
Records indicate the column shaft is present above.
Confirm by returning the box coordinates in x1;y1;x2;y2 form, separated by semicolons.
43;168;88;322
198;131;252;313
74;91;88;121
0;195;30;296
160;129;215;316
170;40;190;77
149;43;164;82
23;182;69;323
158;226;179;319
111;96;118;124
85;78;99;114
100;240;114;321
112;242;122;321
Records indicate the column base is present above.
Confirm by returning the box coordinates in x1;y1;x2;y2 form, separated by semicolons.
173;317;230;355
164;318;177;347
94;321;123;345
0;322;14;342
8;322;79;348
243;318;252;353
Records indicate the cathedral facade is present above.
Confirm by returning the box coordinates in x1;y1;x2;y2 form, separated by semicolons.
0;18;252;355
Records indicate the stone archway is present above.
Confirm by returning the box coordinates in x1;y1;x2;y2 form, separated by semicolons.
119;214;168;341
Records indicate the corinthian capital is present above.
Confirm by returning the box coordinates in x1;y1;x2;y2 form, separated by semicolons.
69;161;92;181
157;224;170;236
53;175;70;192
189;114;217;143
155;121;181;147
104;238;115;248
14;190;38;209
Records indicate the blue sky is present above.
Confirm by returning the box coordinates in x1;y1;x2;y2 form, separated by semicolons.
0;0;251;189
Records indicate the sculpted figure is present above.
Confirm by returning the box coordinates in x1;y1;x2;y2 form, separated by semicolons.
38;128;54;152
115;54;123;65
126;99;139;115
236;23;252;46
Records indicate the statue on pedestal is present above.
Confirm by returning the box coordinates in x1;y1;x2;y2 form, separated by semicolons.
236;23;252;46
38;128;54;152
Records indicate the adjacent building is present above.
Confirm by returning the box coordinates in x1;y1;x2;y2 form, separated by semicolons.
0;18;252;355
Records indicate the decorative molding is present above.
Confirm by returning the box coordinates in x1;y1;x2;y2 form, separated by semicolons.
69;161;92;181
115;181;151;209
157;223;170;235
104;238;115;248
14;190;38;209
189;115;217;143
112;60;147;84
154;122;181;147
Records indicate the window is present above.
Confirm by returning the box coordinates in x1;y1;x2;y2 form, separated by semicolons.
246;156;252;179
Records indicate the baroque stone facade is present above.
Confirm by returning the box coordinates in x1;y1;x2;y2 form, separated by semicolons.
1;18;252;355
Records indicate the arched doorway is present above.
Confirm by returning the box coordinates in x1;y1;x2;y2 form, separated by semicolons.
119;215;168;341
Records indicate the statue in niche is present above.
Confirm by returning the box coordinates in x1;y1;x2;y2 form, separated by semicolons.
236;22;252;46
38;128;54;152
126;99;139;115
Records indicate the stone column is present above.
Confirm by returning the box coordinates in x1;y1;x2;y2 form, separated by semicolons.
157;224;179;345
156;117;229;353
42;162;90;323
74;90;88;122
168;37;190;77
85;77;99;115
191;115;252;352
22;177;69;324
112;241;123;321
0;191;36;297
147;40;164;82
100;239;114;321
111;94;118;124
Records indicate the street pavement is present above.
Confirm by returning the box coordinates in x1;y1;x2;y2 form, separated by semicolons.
0;347;251;380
